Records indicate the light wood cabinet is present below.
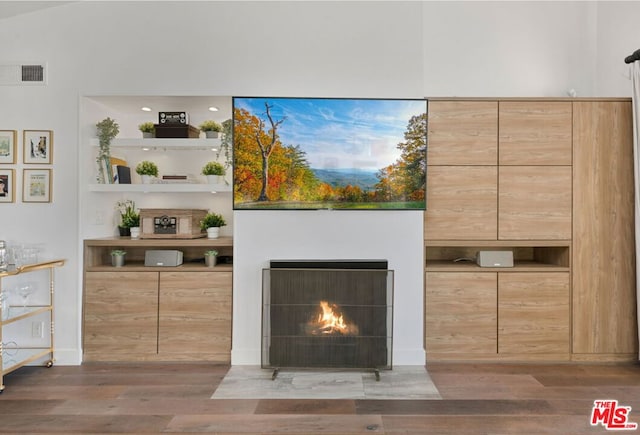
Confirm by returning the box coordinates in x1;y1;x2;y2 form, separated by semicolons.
427;100;498;165
572;101;637;358
83;271;159;359
425;272;497;356
82;238;233;362
424;166;497;240
158;271;232;360
425;98;636;363
498;272;570;357
498;166;572;240
498;101;572;165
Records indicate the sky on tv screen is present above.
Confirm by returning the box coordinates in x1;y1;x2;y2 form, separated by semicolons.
233;97;426;171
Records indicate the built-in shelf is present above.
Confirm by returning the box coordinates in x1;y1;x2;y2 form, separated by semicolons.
425;240;571;272
87;183;230;193
90;137;222;150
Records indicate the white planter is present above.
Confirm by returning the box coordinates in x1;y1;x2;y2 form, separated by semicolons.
205;131;219;139
206;227;220;239
141;174;152;184
142;132;154;138
130;227;141;239
206;174;223;184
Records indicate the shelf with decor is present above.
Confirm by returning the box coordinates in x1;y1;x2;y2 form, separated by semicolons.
1;259;66;393
90;137;222;150
87;183;231;193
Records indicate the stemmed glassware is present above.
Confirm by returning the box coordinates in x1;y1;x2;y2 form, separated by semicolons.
17;283;34;308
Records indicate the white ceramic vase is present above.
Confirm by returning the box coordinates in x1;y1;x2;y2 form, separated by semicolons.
130;227;141;239
206;174;223;184
206;227;220;239
205;255;217;267
141;174;152;184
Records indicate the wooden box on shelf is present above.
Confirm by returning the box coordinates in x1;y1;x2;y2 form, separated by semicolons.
139;208;207;239
153;124;200;138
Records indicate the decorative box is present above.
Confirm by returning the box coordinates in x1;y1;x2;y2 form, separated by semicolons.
154;124;200;138
139;208;207;239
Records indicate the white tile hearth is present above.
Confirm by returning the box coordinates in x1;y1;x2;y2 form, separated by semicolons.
211;366;441;400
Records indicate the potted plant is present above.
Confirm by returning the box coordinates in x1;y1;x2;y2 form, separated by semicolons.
115;199;140;237
200;212;226;239
138;122;155;138
199;120;222;138
135;160;159;184
201;161;225;184
95;117;120;184
110;249;126;267
204;249;218;267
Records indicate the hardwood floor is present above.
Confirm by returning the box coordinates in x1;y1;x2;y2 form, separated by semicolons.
1;362;639;433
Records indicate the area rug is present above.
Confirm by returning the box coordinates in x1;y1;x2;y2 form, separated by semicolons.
211;366;441;400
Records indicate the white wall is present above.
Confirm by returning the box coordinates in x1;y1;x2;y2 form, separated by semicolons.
0;0;634;366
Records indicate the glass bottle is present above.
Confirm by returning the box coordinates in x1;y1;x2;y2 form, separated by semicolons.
0;240;7;271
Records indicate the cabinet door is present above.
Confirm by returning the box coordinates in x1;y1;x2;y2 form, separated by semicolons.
498;166;572;240
572;101;637;356
158;271;232;362
498;272;569;356
425;166;497;240
499;101;572;165
425;272;497;356
83;272;159;360
427;101;498;165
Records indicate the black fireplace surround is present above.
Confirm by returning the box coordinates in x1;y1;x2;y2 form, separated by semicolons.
262;260;393;370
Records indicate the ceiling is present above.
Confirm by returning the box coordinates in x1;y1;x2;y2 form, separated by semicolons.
0;1;76;21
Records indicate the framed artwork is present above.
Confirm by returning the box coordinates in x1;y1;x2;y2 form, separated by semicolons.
23;168;51;203
0;169;15;203
0;130;17;164
23;130;53;164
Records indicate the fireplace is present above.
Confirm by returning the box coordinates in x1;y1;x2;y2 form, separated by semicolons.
262;260;393;370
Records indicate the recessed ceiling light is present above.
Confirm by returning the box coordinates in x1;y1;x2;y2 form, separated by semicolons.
141;107;152;112
142;147;150;151
208;106;219;112
211;148;218;152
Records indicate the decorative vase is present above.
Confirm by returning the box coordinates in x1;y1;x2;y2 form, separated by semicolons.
142;132;154;138
205;255;217;267
141;174;152;184
205;131;219;139
118;226;131;237
206;174;223;184
206;227;220;239
130;227;141;239
111;255;125;267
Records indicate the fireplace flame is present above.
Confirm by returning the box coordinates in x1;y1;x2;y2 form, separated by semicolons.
308;301;359;336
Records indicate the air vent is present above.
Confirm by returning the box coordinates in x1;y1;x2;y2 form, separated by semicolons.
0;63;46;85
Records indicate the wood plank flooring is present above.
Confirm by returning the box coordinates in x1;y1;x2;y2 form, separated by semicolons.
0;362;639;433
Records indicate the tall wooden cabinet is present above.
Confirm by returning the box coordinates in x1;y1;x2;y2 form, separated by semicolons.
83;238;232;362
425;98;636;363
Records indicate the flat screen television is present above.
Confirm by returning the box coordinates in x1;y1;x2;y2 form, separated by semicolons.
232;96;427;210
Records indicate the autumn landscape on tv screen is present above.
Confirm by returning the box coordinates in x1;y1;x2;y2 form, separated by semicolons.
232;97;427;210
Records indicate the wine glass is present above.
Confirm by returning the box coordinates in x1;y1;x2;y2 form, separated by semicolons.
17;283;34;308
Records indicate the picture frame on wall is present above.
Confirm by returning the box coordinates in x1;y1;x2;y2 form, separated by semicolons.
0;130;17;164
0;169;15;203
23;130;53;164
23;168;51;203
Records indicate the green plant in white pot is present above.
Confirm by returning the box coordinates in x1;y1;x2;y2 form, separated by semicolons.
138;122;155;138
202;161;225;184
200;212;226;239
199;120;222;138
135;160;159;184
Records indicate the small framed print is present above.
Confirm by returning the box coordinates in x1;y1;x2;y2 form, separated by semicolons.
23;130;53;164
0;130;17;164
0;169;15;203
23;168;51;203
